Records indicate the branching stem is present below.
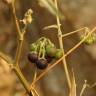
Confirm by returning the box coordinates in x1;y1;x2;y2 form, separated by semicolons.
54;0;71;88
11;0;33;96
31;26;96;86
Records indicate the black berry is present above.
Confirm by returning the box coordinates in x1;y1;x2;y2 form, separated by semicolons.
45;55;53;63
36;58;48;69
28;53;38;63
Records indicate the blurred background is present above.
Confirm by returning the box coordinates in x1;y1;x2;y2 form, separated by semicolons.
0;0;96;96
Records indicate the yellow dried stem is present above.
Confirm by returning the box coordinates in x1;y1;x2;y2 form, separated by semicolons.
54;0;71;88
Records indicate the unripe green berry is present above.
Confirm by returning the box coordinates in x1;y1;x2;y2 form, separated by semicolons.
54;49;63;59
46;45;56;57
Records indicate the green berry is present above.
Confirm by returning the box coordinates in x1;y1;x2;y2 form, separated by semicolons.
80;34;96;45
54;49;63;59
46;45;56;57
85;38;93;45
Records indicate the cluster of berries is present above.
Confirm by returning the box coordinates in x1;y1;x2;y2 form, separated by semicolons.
28;37;63;70
80;33;96;45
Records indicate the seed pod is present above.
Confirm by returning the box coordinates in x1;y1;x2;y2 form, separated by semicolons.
54;49;63;59
36;58;48;69
28;52;38;63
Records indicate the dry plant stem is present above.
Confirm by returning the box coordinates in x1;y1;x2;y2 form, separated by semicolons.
11;1;32;96
0;53;31;95
31;87;39;96
31;27;96;85
13;67;30;93
33;67;37;82
0;52;12;64
15;38;23;67
11;0;21;36
69;70;76;96
62;27;89;38
80;80;87;96
54;0;71;88
30;67;37;92
80;80;96;96
32;55;65;85
65;27;96;57
11;0;23;66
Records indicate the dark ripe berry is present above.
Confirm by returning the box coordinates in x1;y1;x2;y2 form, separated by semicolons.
28;53;38;63
45;55;53;63
46;45;56;57
36;58;48;69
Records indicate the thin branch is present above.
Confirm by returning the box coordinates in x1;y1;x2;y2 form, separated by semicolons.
0;52;12;64
15;37;24;67
32;55;65;85
62;27;89;38
33;67;37;82
0;52;14;69
11;0;24;66
30;27;96;85
55;0;71;88
80;80;87;96
31;87;40;96
15;26;27;67
69;70;76;96
13;67;30;93
10;1;32;96
80;80;96;96
11;0;21;37
65;27;96;57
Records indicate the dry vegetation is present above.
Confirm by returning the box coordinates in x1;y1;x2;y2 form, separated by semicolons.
0;0;96;96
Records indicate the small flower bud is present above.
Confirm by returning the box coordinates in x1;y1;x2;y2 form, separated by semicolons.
22;9;33;25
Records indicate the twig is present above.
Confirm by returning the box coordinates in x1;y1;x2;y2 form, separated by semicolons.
0;52;12;64
65;27;96;57
31;87;40;96
62;27;89;38
31;26;96;86
10;1;33;96
32;55;65;85
80;80;96;96
15;35;24;67
11;0;23;66
69;69;76;96
13;67;30;94
11;0;21;37
80;80;87;96
33;67;37;82
54;0;71;88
